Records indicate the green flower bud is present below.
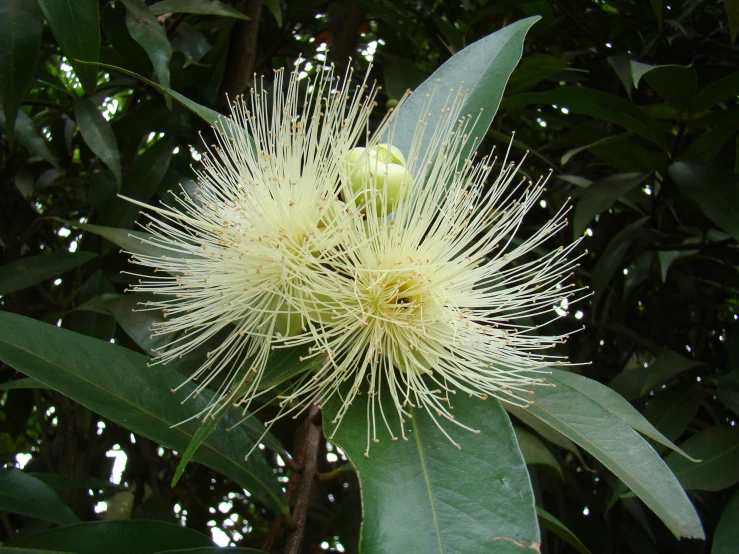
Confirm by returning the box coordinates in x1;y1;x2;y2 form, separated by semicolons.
349;153;412;213
274;303;304;337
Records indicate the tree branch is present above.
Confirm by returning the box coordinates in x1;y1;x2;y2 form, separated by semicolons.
218;0;264;106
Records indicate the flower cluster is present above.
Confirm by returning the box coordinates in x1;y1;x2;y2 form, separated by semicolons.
126;63;585;454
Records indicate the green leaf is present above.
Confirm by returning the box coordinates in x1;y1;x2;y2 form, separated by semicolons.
29;472;118;493
149;0;250;21
0;377;50;390
665;426;739;491
643;384;703;454
525;374;704;539
262;0;282;27
55;219;179;259
36;0;100;94
649;0;663;27
691;71;739;112
608;55;634;99
658;248;698;282
513;424;563;479
73;99;121;184
536;506;592;554
0;109;61;169
0;0;44;145
0;469;80;526
573;172;649;238
121;0;172;89
630;62;697;113
0;251;96;295
325;392;540;554
641;349;705;394
679;122;739;163
0;549;76;554
12;520;213;554
550;370;698;461
713;488;739;553
0;311;289;516
382;54;427;101
726;0;739;44
668;161;739;241
391;16;540;161
159;549;265;554
505;54;567;95
591;217;650;309
171;406;226;487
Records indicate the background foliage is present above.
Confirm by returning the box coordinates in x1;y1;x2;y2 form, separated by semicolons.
1;0;738;553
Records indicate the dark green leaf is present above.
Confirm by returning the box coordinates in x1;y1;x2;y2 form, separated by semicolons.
73;99;121;184
0;549;76;554
391;17;540;161
13;520;212;554
573;172;649;237
382;54;427;101
159;549;265;554
641;350;705;394
668;161;739;241
658;248;698;282
513;424;563;479
121;0;172;89
643;384;702;454
325;393;540;553
713;487;739;553
36;0;100;94
679;122;739;163
692;71;739;112
0;469;79;525
0;311;289;516
525;374;704;539
0;0;44;145
0;109;61;169
171;406;226;487
649;0;663;27
631;62;697;113
0;251;96;295
29;473;118;493
726;0;739;44
0;377;50;390
506;54;567;95
608;55;634;99
665;426;739;491
262;0;282;27
149;0;250;20
536;506;592;554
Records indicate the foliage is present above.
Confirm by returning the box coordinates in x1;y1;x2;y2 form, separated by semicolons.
0;1;738;553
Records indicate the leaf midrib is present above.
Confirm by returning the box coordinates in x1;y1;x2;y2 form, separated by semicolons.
411;414;445;554
0;337;287;513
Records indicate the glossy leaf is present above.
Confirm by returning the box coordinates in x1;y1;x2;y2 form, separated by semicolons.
641;350;705;394
36;0;100;94
0;0;44;144
525;374;704;539
391;16;539;161
665;426;739;491
13;520;213;554
73;99;121;184
121;0;172;89
0;251;96;295
669;161;739;241
149;0;250;20
631;62;697;113
0;469;79;525
713;487;739;553
550;370;697;461
0;312;289;516
325;393;540;553
513;424;563;479
537;506;592;554
573;172;649;237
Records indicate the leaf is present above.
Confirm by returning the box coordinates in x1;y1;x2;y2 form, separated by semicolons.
641;349;705;394
505;54;567;95
643;384;702;454
55;219;178;259
665;426;739;491
691;71;739;111
536;506;592;554
0;549;76;554
382;54;427;101
726;0;739;44
668;161;739;241
159;549;265;554
149;0;250;21
591;217;650;309
630;62;697;113
73;99;121;184
573;173;649;237
513;425;563;479
0;377;50;390
649;0;663;27
0;0;44;145
262;0;282;27
0;109;61;169
550;370;698;461
391;16;540;161
0;469;79;525
0;311;289;516
0;251;97;295
713;487;739;553
121;0;172;89
29;472;117;493
36;0;100;94
12;520;213;554
171;406;226;487
658;248;698;282
608;55;634;99
679;122;739;163
325;393;540;553
525;374;704;539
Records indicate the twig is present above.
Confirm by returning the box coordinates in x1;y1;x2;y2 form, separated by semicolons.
315;463;352;482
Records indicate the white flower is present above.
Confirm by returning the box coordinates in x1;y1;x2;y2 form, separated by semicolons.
124;64;378;421
273;90;587;455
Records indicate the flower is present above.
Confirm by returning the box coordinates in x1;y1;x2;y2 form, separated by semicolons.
272;90;587;455
124;63;379;421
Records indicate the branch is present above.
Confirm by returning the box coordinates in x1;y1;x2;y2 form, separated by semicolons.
218;0;264;106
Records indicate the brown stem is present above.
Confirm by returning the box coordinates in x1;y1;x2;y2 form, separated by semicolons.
327;2;367;78
218;0;264;106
